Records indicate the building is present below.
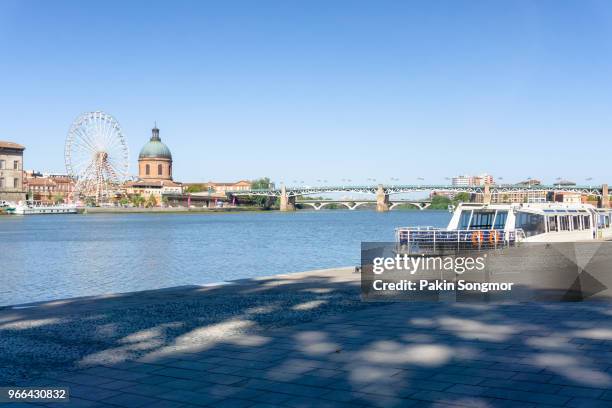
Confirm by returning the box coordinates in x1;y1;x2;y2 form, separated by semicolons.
516;178;541;186
208;180;252;193
138;125;173;182
489;191;548;204
24;172;76;203
125;126;182;205
183;180;253;194
0;141;26;202
554;192;582;204
451;174;494;187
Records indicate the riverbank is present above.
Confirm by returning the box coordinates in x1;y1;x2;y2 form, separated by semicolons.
2;267;612;407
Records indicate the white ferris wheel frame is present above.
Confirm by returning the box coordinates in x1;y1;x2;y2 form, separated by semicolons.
64;111;129;202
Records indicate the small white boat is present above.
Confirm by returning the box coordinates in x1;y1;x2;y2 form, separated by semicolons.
396;202;612;252
7;201;78;215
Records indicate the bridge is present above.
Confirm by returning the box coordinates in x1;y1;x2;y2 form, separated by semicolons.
227;183;610;212
297;199;431;211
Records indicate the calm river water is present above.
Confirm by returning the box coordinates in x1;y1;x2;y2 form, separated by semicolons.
0;210;450;306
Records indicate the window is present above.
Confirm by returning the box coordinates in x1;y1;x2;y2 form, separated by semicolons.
0;160;4;169
145;164;150;175
470;211;495;230
548;216;557;232
559;215;570;231
493;211;508;229
584;215;591;229
158;164;162;176
0;177;3;188
515;212;546;237
459;210;471;229
13;178;18;188
13;160;18;170
572;216;581;231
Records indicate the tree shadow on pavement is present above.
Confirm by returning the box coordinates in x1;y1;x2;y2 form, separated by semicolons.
1;268;612;407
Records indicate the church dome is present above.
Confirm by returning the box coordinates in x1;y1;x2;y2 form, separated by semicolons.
138;127;172;160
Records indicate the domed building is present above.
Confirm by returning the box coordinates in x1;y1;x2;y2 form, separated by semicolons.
138;126;173;181
125;125;182;206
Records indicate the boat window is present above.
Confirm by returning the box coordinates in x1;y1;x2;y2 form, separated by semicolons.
572;216;581;231
559;216;570;231
583;215;591;229
516;212;546;237
459;210;471;230
470;211;495;230
548;216;557;232
493;211;508;229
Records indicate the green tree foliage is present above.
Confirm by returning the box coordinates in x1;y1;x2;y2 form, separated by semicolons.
427;192;471;210
185;184;205;193
453;192;470;203
243;177;273;208
52;193;64;204
428;195;452;210
251;177;271;190
145;194;158;208
130;194;145;207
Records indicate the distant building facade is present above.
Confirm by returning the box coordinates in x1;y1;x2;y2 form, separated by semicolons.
24;172;75;203
0;141;26;202
516;179;541;186
184;180;253;193
125;126;182;205
451;174;494;187
138;126;173;181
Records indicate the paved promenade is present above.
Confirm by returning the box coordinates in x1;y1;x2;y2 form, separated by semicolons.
2;268;612;407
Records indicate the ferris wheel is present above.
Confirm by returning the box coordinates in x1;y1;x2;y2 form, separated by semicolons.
65;111;129;203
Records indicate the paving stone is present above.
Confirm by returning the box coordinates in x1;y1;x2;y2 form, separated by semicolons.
155;389;220;406
565;397;612;408
158;379;204;391
557;385;604;399
101;392;160;407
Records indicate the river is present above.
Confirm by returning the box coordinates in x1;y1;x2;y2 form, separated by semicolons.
0;210;450;306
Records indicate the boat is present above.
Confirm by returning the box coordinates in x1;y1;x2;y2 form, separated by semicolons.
396;202;612;253
6;201;78;215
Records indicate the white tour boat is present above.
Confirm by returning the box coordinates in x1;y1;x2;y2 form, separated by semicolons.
6;201;78;215
396;202;612;252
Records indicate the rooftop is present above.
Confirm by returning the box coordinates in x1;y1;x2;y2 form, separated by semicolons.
0;141;25;150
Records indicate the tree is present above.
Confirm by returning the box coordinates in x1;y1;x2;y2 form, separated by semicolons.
185;184;205;193
145;194;158;208
428;195;452;210
453;192;470;204
246;177;273;208
119;197;130;206
52;193;64;204
130;194;145;207
251;177;271;190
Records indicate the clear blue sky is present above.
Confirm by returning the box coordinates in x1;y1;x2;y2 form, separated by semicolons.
1;0;611;185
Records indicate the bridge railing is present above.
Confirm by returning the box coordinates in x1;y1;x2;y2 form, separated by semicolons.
395;227;525;254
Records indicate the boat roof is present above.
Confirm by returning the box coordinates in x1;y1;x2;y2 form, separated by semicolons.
455;202;599;214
